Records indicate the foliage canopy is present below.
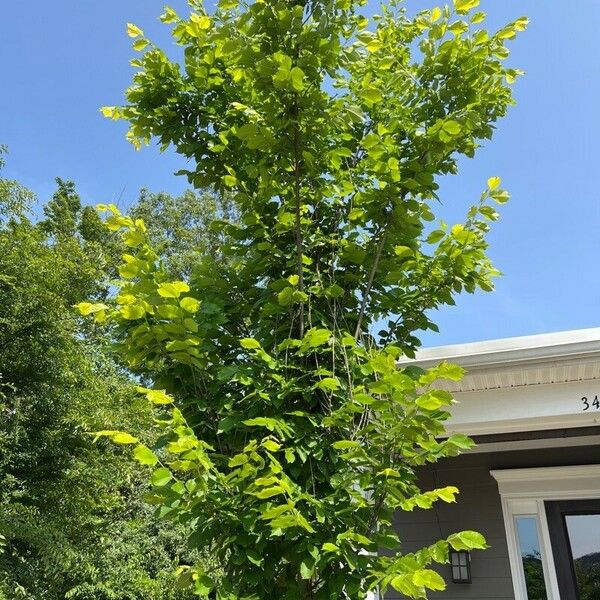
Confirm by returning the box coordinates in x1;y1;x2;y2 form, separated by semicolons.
90;0;527;598
0;161;201;599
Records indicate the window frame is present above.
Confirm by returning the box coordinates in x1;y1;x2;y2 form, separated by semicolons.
491;465;600;600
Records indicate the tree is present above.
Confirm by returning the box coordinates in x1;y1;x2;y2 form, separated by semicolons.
0;168;199;599
130;188;237;279
0;147;35;224
91;1;527;598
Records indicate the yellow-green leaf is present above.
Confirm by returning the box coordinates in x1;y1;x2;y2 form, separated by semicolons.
487;176;501;190
157;304;183;319
416;389;454;411
240;338;261;349
137;386;175;405
290;67;305;92
180;297;201;313
151;467;173;487
413;569;446;591
431;7;442;22
127;23;144;38
158;281;190;298
133;39;149;52
112;432;139;445
134;444;159;466
315;377;341;392
191;14;211;29
120;304;146;320
262;439;281;452
75;302;108;316
454;0;479;14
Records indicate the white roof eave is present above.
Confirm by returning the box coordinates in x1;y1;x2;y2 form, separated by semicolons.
397;327;600;371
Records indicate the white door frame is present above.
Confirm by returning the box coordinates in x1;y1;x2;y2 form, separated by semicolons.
491;464;600;600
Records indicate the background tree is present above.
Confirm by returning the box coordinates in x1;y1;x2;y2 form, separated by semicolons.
0;146;35;224
130;188;237;278
88;0;527;598
0;161;202;599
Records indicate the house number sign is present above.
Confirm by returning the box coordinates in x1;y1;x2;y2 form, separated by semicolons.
582;395;600;411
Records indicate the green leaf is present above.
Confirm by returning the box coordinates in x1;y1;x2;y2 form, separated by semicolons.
315;377;341;392
394;245;413;258
157;304;183;319
361;87;383;105
447;530;487;550
487;176;501;190
75;302;109;316
243;417;282;432
133;39;149;52
332;440;359;450
302;328;331;349
112;432;139;444
290;67;305;92
134;444;159;466
222;174;237;187
278;286;294;306
442;120;461;135
127;23;144;38
435;486;459;503
252;485;286;499
158;281;190;298
322;543;339;553
166;340;192;352
151;467;173;487
136;387;175;405
325;284;344;298
491;189;510;204
194;574;213;596
246;548;263;566
436;362;465;381
416;389;454;411
454;0;480;14
446;433;474;450
262;439;281;452
412;569;446;591
228;453;248;467
240;338;261;349
390;574;421;597
120;304;146;320
190;13;211;30
180;296;201;313
300;561;314;580
427;230;446;244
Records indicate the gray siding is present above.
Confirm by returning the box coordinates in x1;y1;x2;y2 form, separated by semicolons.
385;444;600;600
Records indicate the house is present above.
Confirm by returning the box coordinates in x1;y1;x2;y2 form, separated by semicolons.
391;328;600;600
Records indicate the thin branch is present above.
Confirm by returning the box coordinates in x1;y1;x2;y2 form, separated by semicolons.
353;221;390;341
292;101;305;339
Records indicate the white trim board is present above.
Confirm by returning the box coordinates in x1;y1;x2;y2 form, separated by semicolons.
445;379;600;436
467;433;600;454
490;465;600;600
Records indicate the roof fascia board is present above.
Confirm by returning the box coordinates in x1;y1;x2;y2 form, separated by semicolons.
397;328;600;371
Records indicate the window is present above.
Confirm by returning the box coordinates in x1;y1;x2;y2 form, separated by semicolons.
546;500;600;600
515;516;548;599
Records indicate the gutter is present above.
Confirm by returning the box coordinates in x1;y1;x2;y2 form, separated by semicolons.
396;327;600;371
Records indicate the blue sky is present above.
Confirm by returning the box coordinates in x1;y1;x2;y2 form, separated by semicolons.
2;1;599;347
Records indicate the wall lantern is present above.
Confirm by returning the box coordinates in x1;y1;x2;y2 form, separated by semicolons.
450;550;471;583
